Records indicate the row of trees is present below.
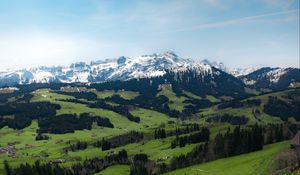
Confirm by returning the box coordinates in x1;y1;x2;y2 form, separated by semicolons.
4;150;129;175
130;154;156;175
154;124;202;140
218;99;261;109
64;141;88;152
206;114;249;125
264;96;300;121
55;91;98;101
38;113;113;134
264;123;295;144
167;124;201;137
154;128;166;139
0;102;61;130
94;131;144;151
171;127;210;148
65;131;144;153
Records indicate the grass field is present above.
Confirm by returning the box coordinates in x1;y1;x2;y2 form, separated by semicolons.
0;88;297;174
94;90;139;100
157;87;190;112
206;95;221;103
95;165;130;175
183;90;202;100
165;141;290;175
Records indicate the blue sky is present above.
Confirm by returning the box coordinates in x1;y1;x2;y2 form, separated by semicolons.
0;0;299;70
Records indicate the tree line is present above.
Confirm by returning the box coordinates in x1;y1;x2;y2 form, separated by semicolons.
38;113;113;134
206;114;249;125
0;102;61;130
154;123;202;140
94;131;144;151
55;91;98;101
4;150;129;175
218;99;261;109
171;127;210;148
264;96;300;121
64;141;88;152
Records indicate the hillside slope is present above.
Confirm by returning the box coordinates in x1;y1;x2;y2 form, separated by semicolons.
165;141;290;175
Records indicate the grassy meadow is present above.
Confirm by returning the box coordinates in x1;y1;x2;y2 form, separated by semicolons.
0;87;296;175
165;141;290;175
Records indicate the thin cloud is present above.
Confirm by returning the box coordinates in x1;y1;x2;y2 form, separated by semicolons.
161;9;299;33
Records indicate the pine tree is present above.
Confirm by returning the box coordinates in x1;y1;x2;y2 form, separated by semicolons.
4;160;12;175
171;140;177;149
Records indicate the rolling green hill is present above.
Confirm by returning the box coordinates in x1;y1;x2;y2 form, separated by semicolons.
165;141;290;175
0;85;299;175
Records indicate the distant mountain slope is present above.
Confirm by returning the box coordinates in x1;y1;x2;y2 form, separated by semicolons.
241;67;300;91
89;64;247;99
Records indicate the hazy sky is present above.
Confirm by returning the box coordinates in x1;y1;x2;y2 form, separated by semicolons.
0;0;299;70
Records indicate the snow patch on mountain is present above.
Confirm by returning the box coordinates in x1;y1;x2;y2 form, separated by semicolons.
200;59;256;77
266;68;287;83
31;71;55;83
241;67;290;85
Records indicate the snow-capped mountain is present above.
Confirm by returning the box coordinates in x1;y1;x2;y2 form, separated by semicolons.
200;59;256;77
89;51;193;82
229;68;257;77
240;67;300;90
0;51;195;87
0;51;298;91
199;59;300;90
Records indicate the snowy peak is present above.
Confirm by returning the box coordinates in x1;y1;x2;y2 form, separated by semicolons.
117;56;127;65
106;51;194;80
200;59;256;77
138;51;190;66
201;59;227;72
230;67;257;77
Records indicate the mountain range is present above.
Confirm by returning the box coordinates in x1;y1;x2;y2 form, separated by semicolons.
0;51;299;91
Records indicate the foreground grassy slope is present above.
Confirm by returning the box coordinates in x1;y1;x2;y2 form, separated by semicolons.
165;141;290;175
